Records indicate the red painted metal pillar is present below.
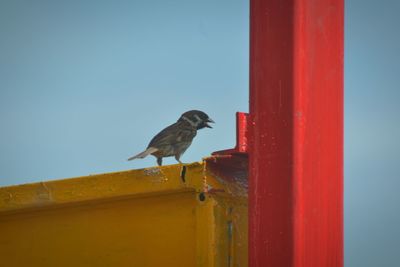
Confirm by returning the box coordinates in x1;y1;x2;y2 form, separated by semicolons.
249;0;344;266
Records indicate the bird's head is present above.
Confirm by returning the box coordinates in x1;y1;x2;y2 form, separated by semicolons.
178;110;215;130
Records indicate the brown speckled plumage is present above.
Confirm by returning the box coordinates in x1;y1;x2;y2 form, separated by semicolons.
128;110;214;166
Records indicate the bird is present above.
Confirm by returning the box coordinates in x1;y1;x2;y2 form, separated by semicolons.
127;110;214;166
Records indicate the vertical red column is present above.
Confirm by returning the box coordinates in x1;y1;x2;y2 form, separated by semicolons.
248;0;343;266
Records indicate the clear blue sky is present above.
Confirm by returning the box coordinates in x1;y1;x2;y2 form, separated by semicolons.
0;1;399;266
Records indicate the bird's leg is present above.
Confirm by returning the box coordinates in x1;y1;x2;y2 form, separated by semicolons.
157;157;162;166
175;155;182;164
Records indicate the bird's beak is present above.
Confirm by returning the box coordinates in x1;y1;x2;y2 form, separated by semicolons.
205;118;215;128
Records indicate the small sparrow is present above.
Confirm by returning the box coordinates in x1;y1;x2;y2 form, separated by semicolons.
128;110;214;166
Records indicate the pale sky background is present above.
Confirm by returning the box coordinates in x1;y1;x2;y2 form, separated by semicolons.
0;0;399;266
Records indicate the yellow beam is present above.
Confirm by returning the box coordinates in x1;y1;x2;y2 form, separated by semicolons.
0;163;203;214
0;162;247;267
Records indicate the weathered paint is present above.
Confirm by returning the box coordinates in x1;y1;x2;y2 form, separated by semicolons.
212;112;249;156
208;112;249;197
249;0;344;266
0;162;248;267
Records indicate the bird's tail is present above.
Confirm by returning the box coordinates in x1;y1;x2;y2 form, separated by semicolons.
127;147;158;161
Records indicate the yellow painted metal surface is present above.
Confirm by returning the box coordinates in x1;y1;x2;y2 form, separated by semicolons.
0;162;247;267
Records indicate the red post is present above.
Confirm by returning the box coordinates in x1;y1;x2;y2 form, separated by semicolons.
249;0;344;266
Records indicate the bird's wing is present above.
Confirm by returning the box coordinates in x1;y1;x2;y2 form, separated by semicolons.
175;127;197;143
148;122;196;149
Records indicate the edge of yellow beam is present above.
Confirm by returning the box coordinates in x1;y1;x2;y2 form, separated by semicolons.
0;162;205;214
